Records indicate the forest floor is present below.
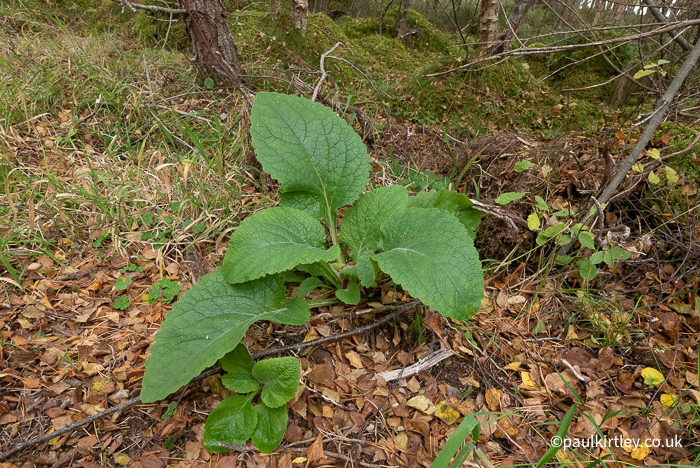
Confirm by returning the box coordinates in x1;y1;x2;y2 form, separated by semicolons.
1;2;700;468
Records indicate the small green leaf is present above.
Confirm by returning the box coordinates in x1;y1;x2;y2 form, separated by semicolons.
634;69;655;79
527;213;541;231
532;320;547;334
666;167;679;184
141;271;309;403
203;394;257;452
221;207;340;284
578;231;596;250
647;148;661;160
373;208;483;321
115;277;132;291
536;223;567;246
535;196;548;211
221;344;259;394
251;404;288;453
252;357;300;408
162;401;178;419
632;163;644;172
514;160;536;172
296;277;328;297
204;77;215;89
555;255;574;265
335;279;361;305
648;171;661;185
114;295;130;310
589;251;604;264
495;192;527;205
579;259;597;282
603;246;625;265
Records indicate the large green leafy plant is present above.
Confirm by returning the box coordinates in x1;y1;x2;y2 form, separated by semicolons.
141;92;485;453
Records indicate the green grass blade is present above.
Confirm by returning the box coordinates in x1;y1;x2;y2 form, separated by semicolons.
431;414;480;468
534;404;577;468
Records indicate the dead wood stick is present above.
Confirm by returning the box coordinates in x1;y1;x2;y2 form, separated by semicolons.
376;347;453;382
559;38;700;254
0;397;142;461
0;301;420;461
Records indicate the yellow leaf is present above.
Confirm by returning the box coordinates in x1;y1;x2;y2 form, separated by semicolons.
520;372;540;391
406;395;437;415
485;388;502;411
641;367;664;386
114;453;132;466
504;361;521;371
292;457;307;464
615;130;627;140
631;443;651;460
435;401;461;425
527;213;541;231
648;171;661;185
647;148;661;160
632;163;644;172
660;394;677;406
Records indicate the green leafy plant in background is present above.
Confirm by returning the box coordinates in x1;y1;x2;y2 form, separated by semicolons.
148;278;182;304
512;194;631;281
141;92;485;453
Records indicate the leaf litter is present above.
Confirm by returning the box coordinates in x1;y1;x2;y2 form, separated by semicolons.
1;55;699;468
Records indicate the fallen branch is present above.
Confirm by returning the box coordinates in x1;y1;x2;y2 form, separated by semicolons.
559;38;700;254
0;397;142;461
377;347;453;382
0;301;420;461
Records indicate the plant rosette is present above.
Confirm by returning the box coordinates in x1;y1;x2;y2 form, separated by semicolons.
141;92;485;453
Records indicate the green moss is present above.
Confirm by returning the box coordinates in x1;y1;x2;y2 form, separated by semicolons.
657;122;700;179
337;8;447;54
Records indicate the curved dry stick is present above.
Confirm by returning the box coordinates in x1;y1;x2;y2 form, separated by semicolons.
0;301;420;461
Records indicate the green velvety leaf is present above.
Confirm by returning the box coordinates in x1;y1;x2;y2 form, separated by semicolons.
407;189;484;239
250;92;370;220
578;231;596;250
495;192;527;205
252;404;288;453
335;279;361;305
578;258;597;282
339;185;408;260
203;394;258;452
222;207;339;284
252;356;300;408
220;344;259;394
296;277;328;297
373;208;483;321
356;253;379;287
141;271;310;403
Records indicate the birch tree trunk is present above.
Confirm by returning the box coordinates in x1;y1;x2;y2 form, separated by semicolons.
271;0;281;20
479;0;499;54
291;0;309;35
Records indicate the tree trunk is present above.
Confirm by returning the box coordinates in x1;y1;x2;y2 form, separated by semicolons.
592;0;606;25
179;0;244;87
490;0;535;54
479;0;499;55
396;0;413;45
271;0;281;20
291;0;309;35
